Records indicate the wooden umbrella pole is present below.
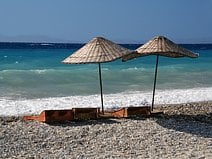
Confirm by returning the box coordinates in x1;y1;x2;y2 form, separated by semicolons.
151;55;159;111
98;63;104;114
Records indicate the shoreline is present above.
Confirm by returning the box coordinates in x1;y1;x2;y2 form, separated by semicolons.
0;101;211;158
1;86;212;116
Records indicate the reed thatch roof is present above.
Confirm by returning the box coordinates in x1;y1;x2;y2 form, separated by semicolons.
122;36;199;61
63;37;133;64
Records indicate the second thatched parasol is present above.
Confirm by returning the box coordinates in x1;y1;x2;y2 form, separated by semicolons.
63;37;132;114
123;36;199;110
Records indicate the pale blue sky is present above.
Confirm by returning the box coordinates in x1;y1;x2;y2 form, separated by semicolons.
0;0;212;43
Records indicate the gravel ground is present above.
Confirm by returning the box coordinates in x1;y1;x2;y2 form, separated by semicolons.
0;101;212;159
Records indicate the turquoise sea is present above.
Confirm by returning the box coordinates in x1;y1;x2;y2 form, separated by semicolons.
0;43;212;115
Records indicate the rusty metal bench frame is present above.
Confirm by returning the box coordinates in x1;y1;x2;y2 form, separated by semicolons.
23;106;151;122
23;108;100;122
72;108;100;120
108;106;151;118
23;109;74;122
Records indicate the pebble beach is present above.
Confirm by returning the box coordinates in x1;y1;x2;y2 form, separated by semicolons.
0;101;212;159
1;0;212;158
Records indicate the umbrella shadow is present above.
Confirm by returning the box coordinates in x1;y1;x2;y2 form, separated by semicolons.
46;118;120;127
154;113;212;138
127;115;151;121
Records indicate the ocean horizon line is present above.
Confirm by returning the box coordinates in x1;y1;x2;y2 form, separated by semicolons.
1;41;212;45
1;42;212;50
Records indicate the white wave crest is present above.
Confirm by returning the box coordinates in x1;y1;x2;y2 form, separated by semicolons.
0;87;212;116
1;69;55;74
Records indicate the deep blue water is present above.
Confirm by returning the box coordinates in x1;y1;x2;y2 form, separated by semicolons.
0;42;212;99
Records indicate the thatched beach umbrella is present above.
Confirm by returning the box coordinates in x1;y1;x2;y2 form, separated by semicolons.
63;37;132;114
122;36;199;110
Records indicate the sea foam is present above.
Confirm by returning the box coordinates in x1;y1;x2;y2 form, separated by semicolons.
0;87;212;116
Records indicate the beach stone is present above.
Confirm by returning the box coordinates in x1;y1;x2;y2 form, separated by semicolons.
0;102;212;158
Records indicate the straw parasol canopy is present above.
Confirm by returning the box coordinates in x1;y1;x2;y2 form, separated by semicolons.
122;36;199;110
123;36;198;60
63;37;132;113
63;37;132;64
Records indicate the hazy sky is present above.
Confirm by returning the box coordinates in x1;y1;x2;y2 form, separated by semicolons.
0;0;212;43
